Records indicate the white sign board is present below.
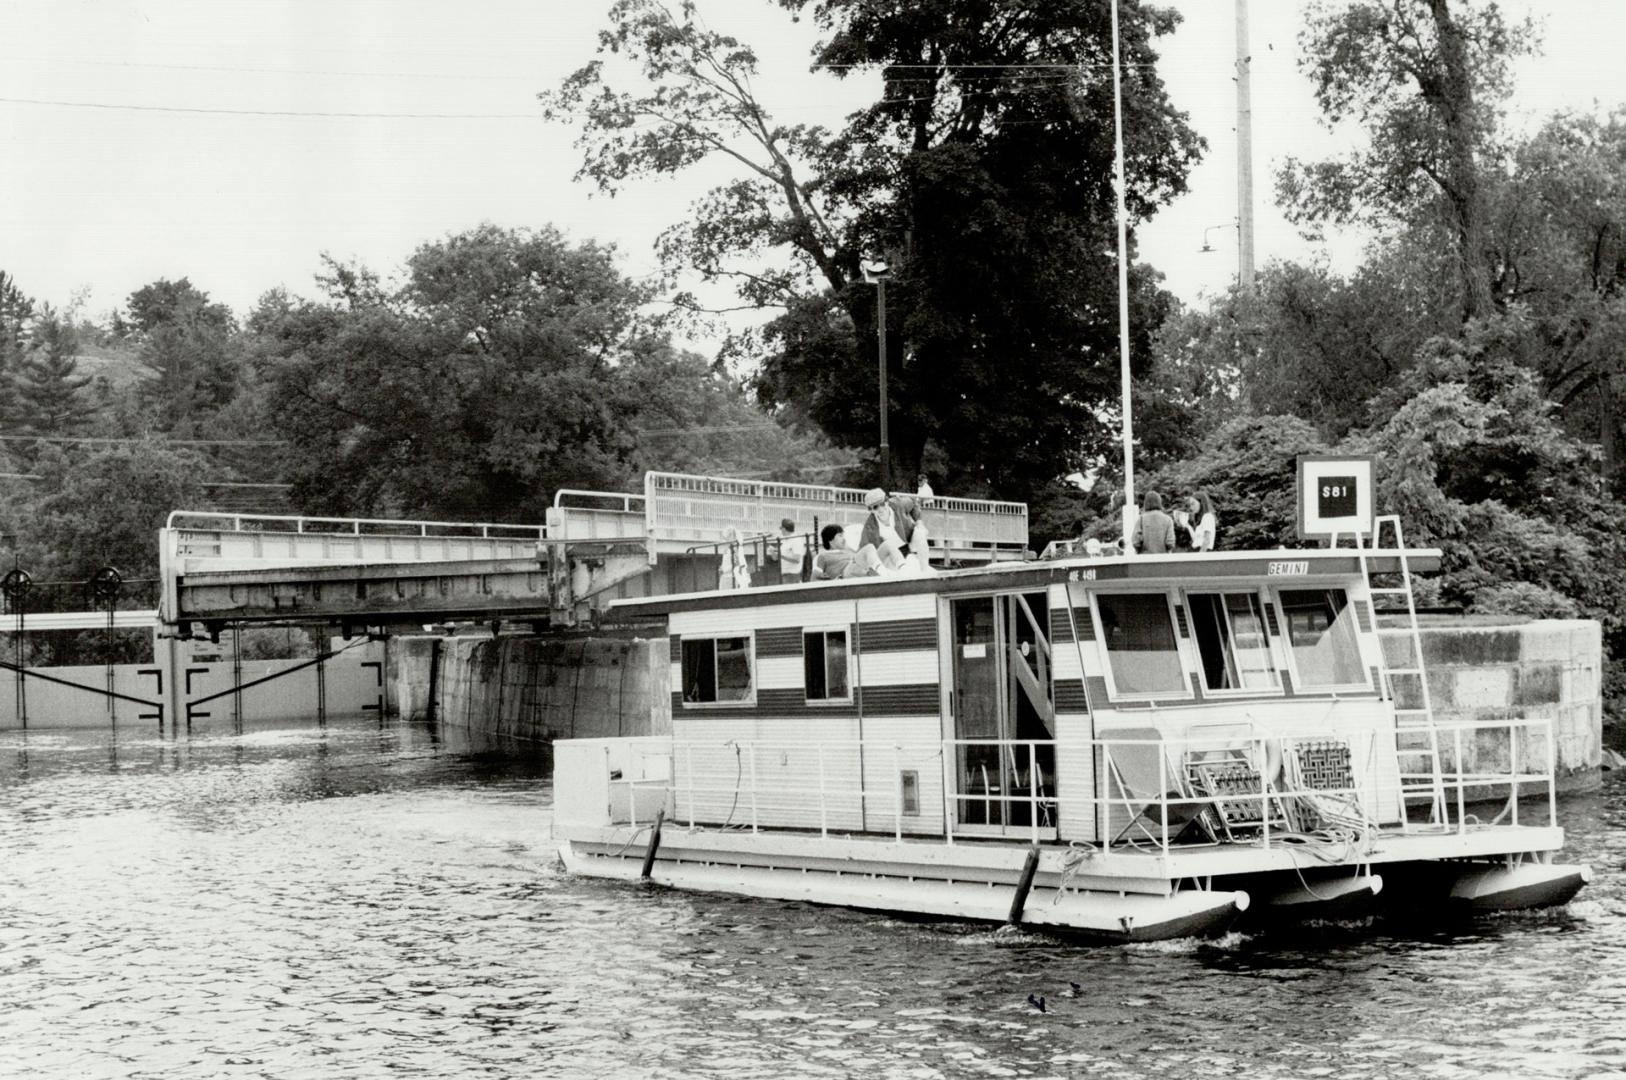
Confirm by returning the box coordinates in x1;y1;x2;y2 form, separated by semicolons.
1297;455;1375;541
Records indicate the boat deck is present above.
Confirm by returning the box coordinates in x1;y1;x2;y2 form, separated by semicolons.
562;817;1566;893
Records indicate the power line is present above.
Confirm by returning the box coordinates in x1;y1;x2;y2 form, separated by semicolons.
0;96;540;120
9;55;537;82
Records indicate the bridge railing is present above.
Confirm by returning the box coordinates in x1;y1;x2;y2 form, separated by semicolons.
547;489;648;543
643;472;1028;561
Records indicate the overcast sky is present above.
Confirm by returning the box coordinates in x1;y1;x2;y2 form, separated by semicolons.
2;0;1620;334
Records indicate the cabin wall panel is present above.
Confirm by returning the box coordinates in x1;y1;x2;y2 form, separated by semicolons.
671;715;866;831
667;713;949;834
851;650;937;686
856;594;937;624
855;618;937;653
1051;647;1087;683
671;602;854;637
757;655;807;690
857;715;948;837
1054;712;1100;843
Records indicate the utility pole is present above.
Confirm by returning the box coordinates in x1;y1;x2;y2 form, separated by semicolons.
1109;1;1134;511
863;262;892;489
1235;0;1256;293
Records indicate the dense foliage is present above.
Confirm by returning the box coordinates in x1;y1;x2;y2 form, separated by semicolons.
1136;1;1626;720
545;0;1200;508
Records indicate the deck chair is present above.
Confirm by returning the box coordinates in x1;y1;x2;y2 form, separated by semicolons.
1101;726;1213;846
1284;739;1371;834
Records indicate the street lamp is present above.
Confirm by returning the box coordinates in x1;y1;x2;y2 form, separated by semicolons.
861;260;892;490
1200;220;1238;253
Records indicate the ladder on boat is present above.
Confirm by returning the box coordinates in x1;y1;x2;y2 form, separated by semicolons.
1350;516;1449;830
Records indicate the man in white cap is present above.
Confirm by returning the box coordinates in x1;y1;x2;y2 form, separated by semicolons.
861;488;930;572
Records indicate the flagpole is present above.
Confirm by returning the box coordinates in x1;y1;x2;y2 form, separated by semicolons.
1109;0;1135;511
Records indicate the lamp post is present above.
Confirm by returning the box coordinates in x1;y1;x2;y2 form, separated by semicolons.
862;260;892;490
1200;221;1238;254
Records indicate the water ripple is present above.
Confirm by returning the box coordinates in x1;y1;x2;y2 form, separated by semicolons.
2;721;1623;1079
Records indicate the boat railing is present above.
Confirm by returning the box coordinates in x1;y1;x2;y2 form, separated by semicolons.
603;718;1558;856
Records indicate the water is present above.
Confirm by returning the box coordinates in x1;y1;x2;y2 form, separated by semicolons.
3;719;1624;1080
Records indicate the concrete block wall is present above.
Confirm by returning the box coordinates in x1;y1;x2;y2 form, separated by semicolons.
396;633;671;742
1380;619;1601;791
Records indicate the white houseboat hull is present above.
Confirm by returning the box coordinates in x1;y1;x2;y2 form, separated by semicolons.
1447;862;1593;912
559;835;1248;943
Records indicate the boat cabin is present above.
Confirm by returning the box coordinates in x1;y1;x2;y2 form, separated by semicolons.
608;549;1416;847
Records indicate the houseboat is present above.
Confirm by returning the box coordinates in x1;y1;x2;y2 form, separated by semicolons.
552;502;1591;942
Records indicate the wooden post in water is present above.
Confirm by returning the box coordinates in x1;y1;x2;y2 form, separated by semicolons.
640;808;666;880
1008;844;1042;927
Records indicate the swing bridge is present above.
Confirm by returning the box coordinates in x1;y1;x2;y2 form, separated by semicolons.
3;473;1029;730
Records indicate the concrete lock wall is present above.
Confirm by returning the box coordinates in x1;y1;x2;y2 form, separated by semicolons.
395;633;671;741
0;642;389;730
1381;618;1602;793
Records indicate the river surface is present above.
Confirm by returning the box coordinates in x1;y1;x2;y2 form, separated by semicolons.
2;718;1623;1080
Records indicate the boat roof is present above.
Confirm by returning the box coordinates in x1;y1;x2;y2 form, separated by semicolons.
609;546;1443;618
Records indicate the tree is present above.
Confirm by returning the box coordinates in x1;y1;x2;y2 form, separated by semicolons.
620;346;860;482
1481;111;1626;494
7;306;95;439
125;278;232;336
257;226;799;521
27;439;205;581
545;0;1202;504
0;270;37;436
1147;245;1459;440
124;278;243;433
1279;0;1535;322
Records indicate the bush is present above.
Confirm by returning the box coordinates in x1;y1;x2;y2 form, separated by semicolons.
1471;582;1581;619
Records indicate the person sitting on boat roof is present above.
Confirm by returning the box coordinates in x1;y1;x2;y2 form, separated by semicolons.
1132;490;1176;555
861;488;931;571
813;523;910;579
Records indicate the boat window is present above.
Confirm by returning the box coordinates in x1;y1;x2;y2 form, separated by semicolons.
1277;589;1365;688
1096;593;1186;696
681;635;754;704
803;629;850;702
1187;592;1279;692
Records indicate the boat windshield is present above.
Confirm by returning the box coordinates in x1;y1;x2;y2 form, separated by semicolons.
1278;588;1365;687
1096;593;1185;695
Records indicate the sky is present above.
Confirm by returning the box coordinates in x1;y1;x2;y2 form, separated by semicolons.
2;0;1621;334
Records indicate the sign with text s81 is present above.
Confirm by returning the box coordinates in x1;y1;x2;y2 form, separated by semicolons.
1297;455;1375;542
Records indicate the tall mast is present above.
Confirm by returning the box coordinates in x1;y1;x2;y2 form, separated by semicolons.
1110;0;1134;508
1235;0;1256;292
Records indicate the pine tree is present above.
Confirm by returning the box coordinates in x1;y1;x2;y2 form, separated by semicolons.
11;308;94;437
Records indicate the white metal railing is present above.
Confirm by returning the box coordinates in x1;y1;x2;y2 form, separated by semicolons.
553;489;647;513
606;720;1560;857
644;471;1028;558
165;509;546;540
